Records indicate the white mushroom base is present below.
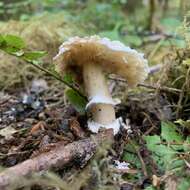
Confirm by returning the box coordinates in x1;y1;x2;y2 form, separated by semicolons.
114;160;130;170
87;117;122;135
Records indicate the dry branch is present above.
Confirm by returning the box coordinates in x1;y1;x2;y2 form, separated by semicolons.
0;130;113;190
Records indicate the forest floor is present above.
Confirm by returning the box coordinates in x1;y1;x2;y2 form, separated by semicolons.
0;9;190;190
0;64;189;190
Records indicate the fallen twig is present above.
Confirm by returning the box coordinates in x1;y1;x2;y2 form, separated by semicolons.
0;130;113;190
148;64;162;74
142;112;157;135
109;76;181;94
109;64;182;95
129;140;148;178
176;67;190;118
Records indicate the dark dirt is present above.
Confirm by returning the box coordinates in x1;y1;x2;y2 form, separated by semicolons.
0;78;175;190
0;82;88;167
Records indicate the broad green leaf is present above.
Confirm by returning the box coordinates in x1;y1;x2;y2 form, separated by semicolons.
144;186;156;190
22;51;47;61
144;135;176;170
12;50;24;56
144;135;161;150
3;35;25;50
0;34;4;45
30;60;42;65
123;142;141;169
124;35;142;46
178;177;190;190
145;135;175;157
20;14;30;21
65;88;86;114
63;73;73;84
123;152;141;169
161;122;183;143
166;38;186;48
1;46;20;54
99;30;120;41
154;145;175;156
99;22;123;41
183;137;190;152
170;159;184;170
160;18;181;34
124;141;139;153
0;35;25;54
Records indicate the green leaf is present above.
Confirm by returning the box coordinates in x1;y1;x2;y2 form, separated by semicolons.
144;135;177;170
99;30;120;41
145;135;175;156
20;14;30;21
1;46;20;54
183;137;190;152
63;73;73;84
123;142;141;169
12;50;24;56
99;22;124;41
178;177;190;190
144;186;156;190
65;88;87;114
3;35;25;50
162;37;186;48
172;38;186;48
0;34;4;45
0;35;25;54
144;135;161;150
124;35;142;46
161;122;183;143
160;17;181;34
22;51;47;61
123;152;141;169
170;159;184;170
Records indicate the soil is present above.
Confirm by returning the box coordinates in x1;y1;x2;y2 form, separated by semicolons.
0;78;173;189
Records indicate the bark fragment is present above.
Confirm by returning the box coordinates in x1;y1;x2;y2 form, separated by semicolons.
0;130;113;190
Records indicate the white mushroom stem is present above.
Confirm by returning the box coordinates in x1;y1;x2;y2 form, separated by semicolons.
83;63;116;125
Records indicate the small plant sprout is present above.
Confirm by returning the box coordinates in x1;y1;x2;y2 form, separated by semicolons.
54;36;148;134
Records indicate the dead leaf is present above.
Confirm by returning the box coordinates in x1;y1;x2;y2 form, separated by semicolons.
152;175;160;187
30;121;46;134
69;117;85;139
0;126;17;139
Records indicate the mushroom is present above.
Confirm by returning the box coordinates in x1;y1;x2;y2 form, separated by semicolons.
54;36;148;134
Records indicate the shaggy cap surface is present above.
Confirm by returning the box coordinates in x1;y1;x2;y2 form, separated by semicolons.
54;35;148;87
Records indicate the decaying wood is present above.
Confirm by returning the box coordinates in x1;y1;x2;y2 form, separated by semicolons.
0;130;113;190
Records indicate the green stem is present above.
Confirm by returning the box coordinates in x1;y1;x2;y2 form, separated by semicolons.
28;61;87;100
0;45;86;99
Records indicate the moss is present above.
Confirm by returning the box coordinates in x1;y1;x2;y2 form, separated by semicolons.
0;12;85;91
158;48;190;119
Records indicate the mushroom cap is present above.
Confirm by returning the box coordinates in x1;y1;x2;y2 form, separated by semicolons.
54;35;149;87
